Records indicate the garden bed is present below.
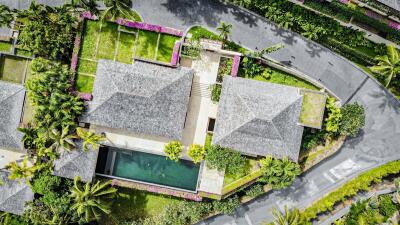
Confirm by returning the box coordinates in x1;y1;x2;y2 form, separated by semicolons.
75;19;181;93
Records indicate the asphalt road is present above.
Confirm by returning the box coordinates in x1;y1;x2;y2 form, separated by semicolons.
3;0;400;224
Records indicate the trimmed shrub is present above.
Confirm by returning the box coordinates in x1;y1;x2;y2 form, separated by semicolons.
205;145;247;175
325;97;342;134
245;184;264;198
164;141;183;161
188;144;206;163
212;195;240;215
340;103;365;137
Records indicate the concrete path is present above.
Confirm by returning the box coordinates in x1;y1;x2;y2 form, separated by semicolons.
3;0;400;224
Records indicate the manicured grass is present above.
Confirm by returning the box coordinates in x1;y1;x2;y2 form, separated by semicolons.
135;30;159;60
156;34;180;63
299;90;327;128
252;67;319;90
0;56;28;83
102;187;181;225
97;22;119;60
77;59;97;75
116;32;135;64
75;74;95;93
0;41;11;53
80;20;101;59
15;48;32;57
205;133;213;149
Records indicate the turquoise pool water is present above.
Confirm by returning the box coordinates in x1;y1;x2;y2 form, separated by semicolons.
96;146;200;191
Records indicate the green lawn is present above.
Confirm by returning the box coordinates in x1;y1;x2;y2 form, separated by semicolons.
0;55;29;83
97;22;119;60
15;48;32;57
75;74;95;93
80;20;101;59
299;90;327;128
252;67;319;90
135;30;159;60
0;41;12;53
205;133;213;149
116;32;135;64
101;188;181;225
156;34;180;63
77;59;97;75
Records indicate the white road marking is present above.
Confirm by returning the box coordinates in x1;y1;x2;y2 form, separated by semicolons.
245;213;253;225
329;159;361;179
323;172;336;183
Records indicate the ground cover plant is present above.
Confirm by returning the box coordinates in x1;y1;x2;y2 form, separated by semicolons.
301;160;400;222
76;18;180;93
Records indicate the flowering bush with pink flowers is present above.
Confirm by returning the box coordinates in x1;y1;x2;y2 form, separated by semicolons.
170;41;181;66
78;92;93;101
231;55;240;77
80;11;98;20
116;17;183;37
389;21;400;30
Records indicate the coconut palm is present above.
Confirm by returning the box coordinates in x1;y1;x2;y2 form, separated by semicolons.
76;128;105;151
72;0;100;15
102;0;133;22
0;5;14;28
271;206;300;225
5;157;40;184
70;176;117;223
370;45;400;87
217;21;232;42
48;126;77;153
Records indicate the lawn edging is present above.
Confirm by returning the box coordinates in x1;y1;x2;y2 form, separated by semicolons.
300;160;400;222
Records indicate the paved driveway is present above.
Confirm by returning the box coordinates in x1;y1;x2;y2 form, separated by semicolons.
3;0;400;224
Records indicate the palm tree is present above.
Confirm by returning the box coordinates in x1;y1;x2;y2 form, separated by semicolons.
48;126;77;153
271;206;300;225
102;0;133;22
72;0;100;16
300;23;326;41
370;45;400;87
70;176;117;223
217;21;232;43
76;128;105;151
0;5;14;28
5;157;40;184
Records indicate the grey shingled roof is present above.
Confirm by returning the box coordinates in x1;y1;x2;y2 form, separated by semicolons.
212;76;304;162
81;60;194;140
0;81;25;152
0;170;34;215
53;141;99;182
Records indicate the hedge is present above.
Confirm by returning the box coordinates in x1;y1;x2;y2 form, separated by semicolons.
301;160;400;222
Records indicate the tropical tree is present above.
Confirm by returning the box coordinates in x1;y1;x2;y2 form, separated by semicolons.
217;21;232;43
76;128;105;151
300;23;327;41
271;206;300;225
340;103;365;137
325;97;342;134
48;126;77;153
18;2;76;59
164;141;183;161
259;156;301;189
70;176;117;223
5;157;40;184
370;45;400;87
102;0;133;22
72;0;100;15
0;5;14;28
188;144;206;163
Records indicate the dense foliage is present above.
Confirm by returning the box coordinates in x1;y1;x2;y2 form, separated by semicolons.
301;160;400;222
244;184;264;198
205;145;247;175
325;97;342;134
340;103;365;137
188;144;206;163
370;45;400;88
164;141;183;161
0;5;13;28
259;156;301;189
76;128;105;151
18;2;76;59
23;58;84;159
210;83;222;102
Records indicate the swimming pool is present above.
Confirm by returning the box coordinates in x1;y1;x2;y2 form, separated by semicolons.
96;146;200;191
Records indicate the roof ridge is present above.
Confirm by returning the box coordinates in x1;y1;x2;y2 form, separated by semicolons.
0;179;29;206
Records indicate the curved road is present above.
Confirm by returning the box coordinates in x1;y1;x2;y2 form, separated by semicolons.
3;0;400;224
131;1;400;224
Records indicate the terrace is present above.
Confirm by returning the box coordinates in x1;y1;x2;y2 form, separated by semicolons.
75;19;181;93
